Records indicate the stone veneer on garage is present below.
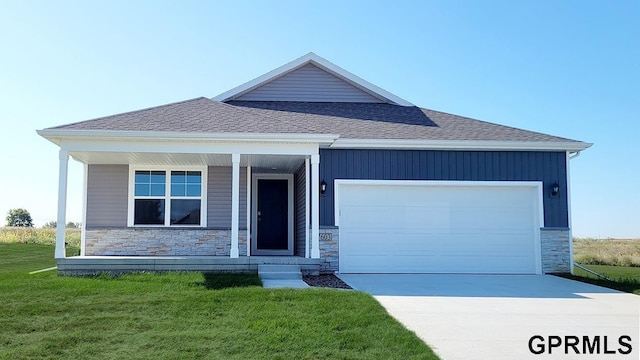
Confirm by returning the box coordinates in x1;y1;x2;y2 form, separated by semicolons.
318;226;339;272
85;228;248;256
540;228;571;273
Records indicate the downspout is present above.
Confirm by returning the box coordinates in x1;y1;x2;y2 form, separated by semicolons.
566;150;581;274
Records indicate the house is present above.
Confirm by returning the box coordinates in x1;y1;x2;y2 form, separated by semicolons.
38;53;591;275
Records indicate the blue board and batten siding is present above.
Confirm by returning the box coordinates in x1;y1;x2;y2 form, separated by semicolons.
318;149;568;228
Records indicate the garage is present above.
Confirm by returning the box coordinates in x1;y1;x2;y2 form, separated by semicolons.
336;180;543;274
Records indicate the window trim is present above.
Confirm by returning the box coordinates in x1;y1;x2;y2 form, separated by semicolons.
127;165;208;227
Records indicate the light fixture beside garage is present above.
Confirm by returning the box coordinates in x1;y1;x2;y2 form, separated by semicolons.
551;182;560;197
320;179;327;194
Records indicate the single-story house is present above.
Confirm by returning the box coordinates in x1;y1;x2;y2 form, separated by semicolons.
38;52;591;275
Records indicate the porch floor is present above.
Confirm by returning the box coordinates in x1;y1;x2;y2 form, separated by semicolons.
57;256;323;275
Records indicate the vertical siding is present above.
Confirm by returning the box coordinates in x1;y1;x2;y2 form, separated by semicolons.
319;149;568;228
235;64;384;103
294;164;307;257
207;166;247;229
86;165;128;227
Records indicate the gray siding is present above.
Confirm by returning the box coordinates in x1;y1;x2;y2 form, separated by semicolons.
319;149;568;227
294;164;307;257
235;64;384;103
207;166;247;229
86;165;128;227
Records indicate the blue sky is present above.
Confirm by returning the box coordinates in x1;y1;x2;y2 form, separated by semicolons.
0;1;638;238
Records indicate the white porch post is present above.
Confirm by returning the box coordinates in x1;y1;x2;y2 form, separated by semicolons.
230;154;241;258
55;149;69;259
311;154;320;259
80;163;88;256
304;157;310;258
246;165;251;257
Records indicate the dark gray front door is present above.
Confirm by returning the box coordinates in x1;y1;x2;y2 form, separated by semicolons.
256;179;289;253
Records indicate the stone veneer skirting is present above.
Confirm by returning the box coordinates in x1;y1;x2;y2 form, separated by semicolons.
84;226;567;274
85;228;248;256
540;228;571;273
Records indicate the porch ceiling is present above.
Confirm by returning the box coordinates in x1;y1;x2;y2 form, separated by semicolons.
70;152;308;173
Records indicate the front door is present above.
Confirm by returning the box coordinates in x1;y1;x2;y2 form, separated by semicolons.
253;175;293;255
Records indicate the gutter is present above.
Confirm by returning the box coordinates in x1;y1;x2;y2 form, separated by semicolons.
37;129;341;146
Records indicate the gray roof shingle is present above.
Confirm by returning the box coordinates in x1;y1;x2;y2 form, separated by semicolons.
49;97;581;143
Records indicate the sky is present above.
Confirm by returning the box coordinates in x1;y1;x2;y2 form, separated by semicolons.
0;0;638;238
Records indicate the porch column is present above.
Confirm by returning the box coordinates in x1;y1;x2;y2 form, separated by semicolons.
80;163;88;256
304;157;310;258
311;154;320;258
55;149;69;259
246;165;251;257
230;153;240;258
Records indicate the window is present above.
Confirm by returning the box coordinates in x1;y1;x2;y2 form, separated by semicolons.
129;167;206;227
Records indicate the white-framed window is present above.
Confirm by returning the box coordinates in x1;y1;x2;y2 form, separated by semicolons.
127;166;207;227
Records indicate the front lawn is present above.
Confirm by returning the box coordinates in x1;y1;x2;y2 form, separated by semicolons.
574;264;640;280
562;264;640;295
0;244;438;359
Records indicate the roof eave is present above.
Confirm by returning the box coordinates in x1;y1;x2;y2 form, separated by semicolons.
212;52;414;106
36;129;341;146
329;139;593;152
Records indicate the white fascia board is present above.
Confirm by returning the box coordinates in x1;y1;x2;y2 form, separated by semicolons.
60;139;322;157
212;52;414;107
37;129;340;146
329;138;593;152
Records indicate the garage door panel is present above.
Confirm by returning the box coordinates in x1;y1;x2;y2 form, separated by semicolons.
342;206;533;231
338;182;541;274
341;231;535;256
342;254;536;274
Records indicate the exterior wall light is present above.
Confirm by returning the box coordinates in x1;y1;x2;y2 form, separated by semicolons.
551;182;559;197
320;179;327;194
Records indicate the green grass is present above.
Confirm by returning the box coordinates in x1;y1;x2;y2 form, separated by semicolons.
574;264;640;280
561;264;640;295
0;244;438;360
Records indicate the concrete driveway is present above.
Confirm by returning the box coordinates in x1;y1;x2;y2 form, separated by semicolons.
338;274;639;360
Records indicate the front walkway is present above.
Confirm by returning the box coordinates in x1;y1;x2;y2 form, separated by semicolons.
339;274;640;360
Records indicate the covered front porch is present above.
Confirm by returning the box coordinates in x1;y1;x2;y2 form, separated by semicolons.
48;133;339;274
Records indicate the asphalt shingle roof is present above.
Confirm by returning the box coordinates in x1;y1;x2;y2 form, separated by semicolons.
50;97;580;143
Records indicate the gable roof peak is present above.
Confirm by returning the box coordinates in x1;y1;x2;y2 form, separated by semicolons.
213;53;414;106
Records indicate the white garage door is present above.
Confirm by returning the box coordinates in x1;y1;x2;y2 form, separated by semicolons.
337;181;542;274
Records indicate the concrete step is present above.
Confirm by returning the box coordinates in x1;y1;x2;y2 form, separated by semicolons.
258;264;302;273
262;279;309;289
259;271;302;280
258;265;302;280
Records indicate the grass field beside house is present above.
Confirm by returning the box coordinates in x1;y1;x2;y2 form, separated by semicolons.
0;244;438;360
569;238;640;295
574;238;640;267
0;227;81;247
